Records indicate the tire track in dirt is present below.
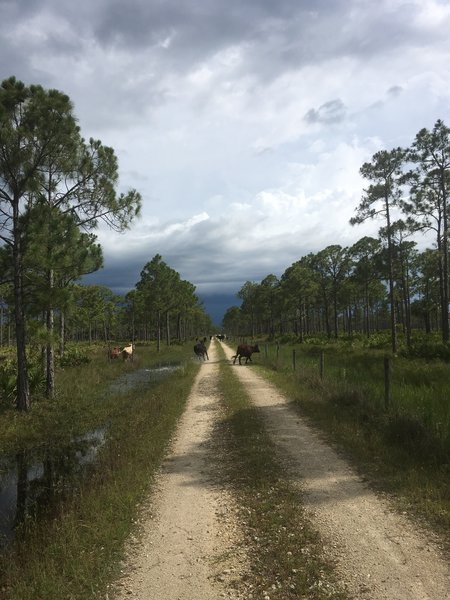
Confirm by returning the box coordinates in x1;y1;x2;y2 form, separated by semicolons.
222;341;449;600
112;342;243;600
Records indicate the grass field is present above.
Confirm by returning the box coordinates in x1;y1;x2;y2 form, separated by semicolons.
0;342;198;600
253;341;450;545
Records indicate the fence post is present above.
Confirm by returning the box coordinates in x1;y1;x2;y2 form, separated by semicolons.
320;351;324;379
384;356;390;410
292;349;296;371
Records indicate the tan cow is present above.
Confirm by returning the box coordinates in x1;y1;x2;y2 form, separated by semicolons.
121;343;134;360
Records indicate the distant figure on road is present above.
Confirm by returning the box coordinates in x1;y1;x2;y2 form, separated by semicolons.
194;340;209;360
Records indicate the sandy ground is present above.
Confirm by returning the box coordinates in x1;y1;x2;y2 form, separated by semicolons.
112;339;449;600
112;341;244;600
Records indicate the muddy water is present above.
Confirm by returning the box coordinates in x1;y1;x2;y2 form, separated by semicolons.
0;428;106;546
0;363;183;547
109;363;182;394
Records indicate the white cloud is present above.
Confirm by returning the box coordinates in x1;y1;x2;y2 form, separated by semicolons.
1;0;449;316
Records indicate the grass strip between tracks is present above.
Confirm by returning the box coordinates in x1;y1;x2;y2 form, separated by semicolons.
215;346;349;600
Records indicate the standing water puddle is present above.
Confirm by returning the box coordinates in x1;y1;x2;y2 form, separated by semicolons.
0;362;183;547
109;363;183;394
0;428;106;547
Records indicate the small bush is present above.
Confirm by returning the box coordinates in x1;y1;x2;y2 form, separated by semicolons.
330;388;363;408
58;347;91;367
0;363;16;404
27;363;46;397
385;414;428;450
398;341;450;361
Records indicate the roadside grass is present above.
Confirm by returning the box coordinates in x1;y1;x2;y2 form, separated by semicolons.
253;343;450;546
0;342;198;599
215;345;348;600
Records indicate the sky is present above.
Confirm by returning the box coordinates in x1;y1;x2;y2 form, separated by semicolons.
1;0;450;324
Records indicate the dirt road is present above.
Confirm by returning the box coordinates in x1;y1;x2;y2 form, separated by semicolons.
112;341;244;599
112;339;449;600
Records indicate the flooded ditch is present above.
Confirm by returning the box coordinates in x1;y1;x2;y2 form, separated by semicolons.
0;363;183;548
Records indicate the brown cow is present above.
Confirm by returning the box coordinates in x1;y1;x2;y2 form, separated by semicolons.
109;346;121;359
231;344;260;365
194;341;209;360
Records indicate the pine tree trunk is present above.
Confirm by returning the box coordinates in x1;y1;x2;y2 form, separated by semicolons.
46;268;56;399
157;311;161;352
59;311;65;357
13;215;30;411
166;310;170;346
46;308;55;398
385;196;397;353
441;181;449;342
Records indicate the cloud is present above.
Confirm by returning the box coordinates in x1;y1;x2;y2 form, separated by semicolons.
90;137;379;299
2;0;450;323
387;85;403;98
304;99;347;124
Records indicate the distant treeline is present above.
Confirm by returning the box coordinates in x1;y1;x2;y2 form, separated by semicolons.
223;119;450;355
0;77;210;411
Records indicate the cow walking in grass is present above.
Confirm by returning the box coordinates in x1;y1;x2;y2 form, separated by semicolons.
232;344;260;365
109;346;121;359
122;343;134;361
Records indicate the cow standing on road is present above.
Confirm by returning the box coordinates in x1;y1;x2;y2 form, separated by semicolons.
194;341;209;360
231;344;260;365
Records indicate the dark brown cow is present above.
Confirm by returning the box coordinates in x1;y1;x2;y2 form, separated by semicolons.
231;344;260;365
194;341;209;360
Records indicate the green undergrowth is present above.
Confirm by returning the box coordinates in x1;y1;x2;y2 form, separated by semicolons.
0;342;198;600
253;357;450;551
215;345;348;600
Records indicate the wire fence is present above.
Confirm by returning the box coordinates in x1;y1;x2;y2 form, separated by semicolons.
257;341;450;454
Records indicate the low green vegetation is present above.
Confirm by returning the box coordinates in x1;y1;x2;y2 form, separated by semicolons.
254;339;450;545
0;342;198;599
215;344;348;599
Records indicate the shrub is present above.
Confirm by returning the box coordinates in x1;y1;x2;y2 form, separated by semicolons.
398;341;450;361
0;362;16;404
27;362;46;397
384;413;428;451
58;347;91;367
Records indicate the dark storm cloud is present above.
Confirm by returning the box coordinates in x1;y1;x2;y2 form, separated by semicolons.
4;0;439;82
93;207;321;301
2;0;447;129
305;99;347;124
387;85;403;97
2;0;449;323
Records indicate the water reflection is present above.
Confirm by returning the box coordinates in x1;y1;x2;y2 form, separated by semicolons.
0;362;183;548
0;428;105;547
109;363;183;394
